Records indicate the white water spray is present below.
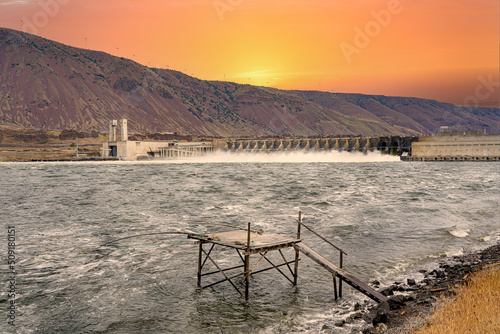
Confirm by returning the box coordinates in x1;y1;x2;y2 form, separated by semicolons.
4;150;401;165
164;150;401;164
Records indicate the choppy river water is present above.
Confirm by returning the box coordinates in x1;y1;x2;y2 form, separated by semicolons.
1;151;499;333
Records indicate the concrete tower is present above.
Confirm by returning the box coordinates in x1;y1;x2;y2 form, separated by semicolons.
109;120;117;141
119;119;128;141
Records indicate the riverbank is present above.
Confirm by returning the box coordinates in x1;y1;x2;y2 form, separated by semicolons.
320;242;500;333
414;264;499;333
374;242;500;333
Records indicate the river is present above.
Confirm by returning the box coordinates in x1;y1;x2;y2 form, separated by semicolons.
1;151;499;333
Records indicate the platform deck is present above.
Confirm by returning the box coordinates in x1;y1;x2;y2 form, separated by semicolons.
189;230;301;254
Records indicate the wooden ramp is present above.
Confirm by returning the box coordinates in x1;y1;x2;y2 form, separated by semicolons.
294;242;388;303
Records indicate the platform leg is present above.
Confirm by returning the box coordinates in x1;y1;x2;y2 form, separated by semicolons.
197;243;203;287
293;211;301;285
245;222;251;300
339;252;343;298
333;273;338;301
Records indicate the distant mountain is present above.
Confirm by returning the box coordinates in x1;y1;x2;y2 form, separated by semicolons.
1;28;499;136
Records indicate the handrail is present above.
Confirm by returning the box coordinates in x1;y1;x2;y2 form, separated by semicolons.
297;214;346;299
298;220;347;255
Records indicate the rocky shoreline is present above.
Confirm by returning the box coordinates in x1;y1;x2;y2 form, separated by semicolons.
319;242;500;334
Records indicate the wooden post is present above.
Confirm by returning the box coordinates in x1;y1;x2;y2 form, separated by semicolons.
293;211;302;285
333;273;338;301
245;222;251;300
197;242;203;287
339;251;343;298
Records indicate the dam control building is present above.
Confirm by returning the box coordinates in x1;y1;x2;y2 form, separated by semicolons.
101;119;213;160
405;129;500;161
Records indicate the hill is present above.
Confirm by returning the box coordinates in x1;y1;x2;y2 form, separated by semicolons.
1;28;498;136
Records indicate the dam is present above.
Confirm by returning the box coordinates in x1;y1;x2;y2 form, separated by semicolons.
223;136;415;155
223;132;500;161
101;119;499;161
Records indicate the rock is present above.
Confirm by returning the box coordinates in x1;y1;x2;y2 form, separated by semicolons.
425;297;436;304
397;283;420;292
379;284;397;296
428;269;445;278
407;278;416;286
351;326;366;334
334;319;345;327
364;301;390;326
361;325;374;334
387;294;405;310
353;302;361;311
321;324;331;331
418;269;427;274
345;316;354;324
404;293;416;302
370;280;380;286
375;323;388;332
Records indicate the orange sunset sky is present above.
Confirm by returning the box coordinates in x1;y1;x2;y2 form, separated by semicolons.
1;0;499;107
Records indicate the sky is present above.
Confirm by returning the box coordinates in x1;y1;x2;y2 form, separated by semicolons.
1;0;499;107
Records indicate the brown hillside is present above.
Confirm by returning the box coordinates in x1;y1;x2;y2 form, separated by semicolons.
1;28;498;136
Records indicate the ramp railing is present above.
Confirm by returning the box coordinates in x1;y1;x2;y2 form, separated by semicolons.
296;211;347;299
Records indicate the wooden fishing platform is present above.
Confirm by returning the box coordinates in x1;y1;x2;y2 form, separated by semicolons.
188;212;387;303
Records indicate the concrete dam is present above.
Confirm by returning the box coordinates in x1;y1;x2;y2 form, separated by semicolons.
102;119;499;161
222;133;500;161
222;136;416;155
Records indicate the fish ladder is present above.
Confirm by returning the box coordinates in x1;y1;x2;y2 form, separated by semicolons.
294;242;388;303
